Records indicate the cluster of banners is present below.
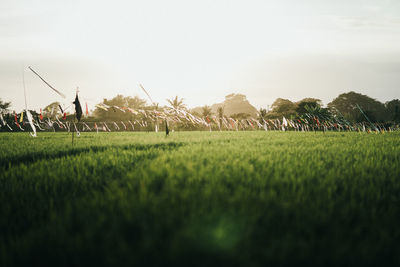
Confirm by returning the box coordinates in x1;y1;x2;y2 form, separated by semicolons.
7;67;396;137
1;104;398;137
7;67;399;137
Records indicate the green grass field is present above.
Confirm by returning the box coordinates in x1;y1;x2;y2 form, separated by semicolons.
1;131;400;266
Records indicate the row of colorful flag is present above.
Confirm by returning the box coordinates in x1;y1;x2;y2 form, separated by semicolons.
1;108;398;136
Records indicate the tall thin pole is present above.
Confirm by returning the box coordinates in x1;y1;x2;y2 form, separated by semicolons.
22;67;28;110
72;118;75;146
72;87;79;146
28;66;66;98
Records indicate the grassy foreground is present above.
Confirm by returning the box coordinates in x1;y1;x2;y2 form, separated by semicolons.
1;131;400;266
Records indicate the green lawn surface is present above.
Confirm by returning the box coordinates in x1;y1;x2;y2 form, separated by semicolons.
1;131;400;266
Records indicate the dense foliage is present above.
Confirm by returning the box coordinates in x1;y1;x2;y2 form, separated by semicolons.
267;92;400;123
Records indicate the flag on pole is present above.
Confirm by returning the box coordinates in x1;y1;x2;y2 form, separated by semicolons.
73;93;83;122
0;113;5;126
26;110;37;137
14;112;20;127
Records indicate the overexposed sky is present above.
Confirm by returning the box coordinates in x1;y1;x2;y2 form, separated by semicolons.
1;0;400;112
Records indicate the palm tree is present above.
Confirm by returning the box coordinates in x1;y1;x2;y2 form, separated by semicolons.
167;96;186;110
202;105;212;118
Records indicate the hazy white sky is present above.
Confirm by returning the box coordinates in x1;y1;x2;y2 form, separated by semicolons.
1;0;400;112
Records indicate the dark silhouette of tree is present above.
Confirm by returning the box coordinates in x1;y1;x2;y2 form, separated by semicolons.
355;110;377;123
0;98;12;113
296;98;322;115
328;91;386;122
303;104;332;121
385;99;400;122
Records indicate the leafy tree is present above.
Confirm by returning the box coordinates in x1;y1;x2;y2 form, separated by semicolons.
0;98;11;113
266;98;297;118
385;99;400;122
304;104;332;121
167;96;186;110
355;110;377;123
296;98;322;115
328;91;387;122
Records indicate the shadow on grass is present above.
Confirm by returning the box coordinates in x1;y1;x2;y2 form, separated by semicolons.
0;142;185;171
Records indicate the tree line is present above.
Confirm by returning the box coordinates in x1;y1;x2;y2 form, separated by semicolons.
259;92;400;123
1;91;399;130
